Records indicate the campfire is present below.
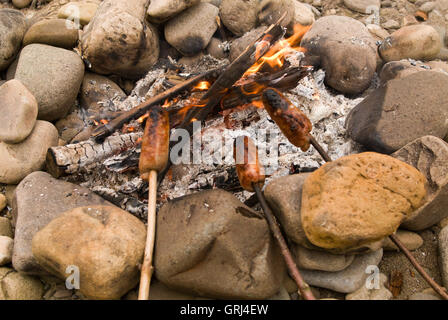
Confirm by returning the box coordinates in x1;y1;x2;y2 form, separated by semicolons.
45;19;351;213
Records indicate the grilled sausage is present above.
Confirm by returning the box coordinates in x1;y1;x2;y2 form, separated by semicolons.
233;136;265;192
139;106;170;179
261;87;312;151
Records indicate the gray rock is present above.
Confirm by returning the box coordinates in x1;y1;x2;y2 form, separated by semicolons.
147;0;200;23
55;113;85;143
343;0;380;14
379;60;432;83
0;236;13;266
258;0;295;29
346;72;448;153
165;3;219;56
301;16;377;94
206;37;228;59
0;79;38;144
301;249;383;293
229;26;267;62
219;0;259;36
80;0;159;79
264;173;310;245
438;226;448;289
0;120;58;184
382;230;423;251
15;44;85;121
292;244;355;272
393;136;448;230
0;9;27;72
346;273;392;300
292;1;315;28
155;189;285;299
79;72;126;114
12;171;111;275
0;217;13;238
0;271;44;300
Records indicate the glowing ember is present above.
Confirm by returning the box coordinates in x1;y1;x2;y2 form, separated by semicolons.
193;81;211;91
137;113;149;123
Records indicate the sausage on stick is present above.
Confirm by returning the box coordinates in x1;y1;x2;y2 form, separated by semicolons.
138;106;170;300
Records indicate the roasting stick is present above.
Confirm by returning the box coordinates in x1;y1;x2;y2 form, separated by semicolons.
233;136;316;300
137;106;170;300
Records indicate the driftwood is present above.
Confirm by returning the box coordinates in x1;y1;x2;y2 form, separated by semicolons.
91;67;225;143
46;132;142;177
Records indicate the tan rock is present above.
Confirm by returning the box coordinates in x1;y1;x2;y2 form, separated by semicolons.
147;0;200;23
379;25;442;62
0;216;13;238
58;1;100;26
80;0;159;79
0;194;6;212
346;273;392;300
219;0;258;36
301;152;427;250
23;19;79;49
0;79;38;144
258;0;295;29
0;271;44;300
0;121;58;184
32;205;146;300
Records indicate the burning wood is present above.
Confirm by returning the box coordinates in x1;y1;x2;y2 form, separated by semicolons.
46;132;142;178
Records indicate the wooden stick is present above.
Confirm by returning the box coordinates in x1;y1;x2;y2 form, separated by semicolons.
253;184;316;300
138;170;158;300
389;234;448;300
91;67;225;143
309;135;332;163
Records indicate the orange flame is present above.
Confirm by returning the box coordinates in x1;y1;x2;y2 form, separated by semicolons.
193;81;211;91
245;24;311;76
137;113;149;123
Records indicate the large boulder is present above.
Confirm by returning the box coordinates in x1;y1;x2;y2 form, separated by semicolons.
154;189;285;299
0;121;58;184
0;9;27;72
14;44;85;121
301;152;427;250
392;136;448;230
80;0;159;79
12;171;111;275
32;205;146;300
300;16;377;95
346;71;448;153
219;0;259;36
164;3;219;56
0;79;38;144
